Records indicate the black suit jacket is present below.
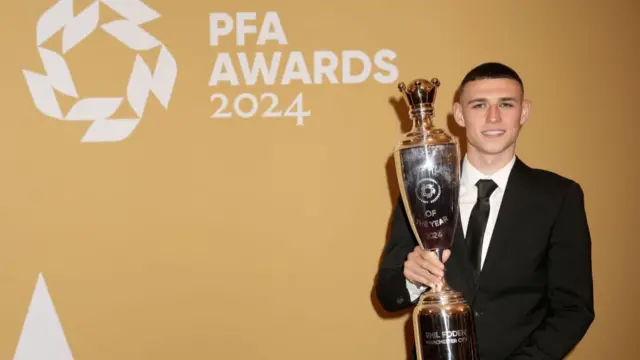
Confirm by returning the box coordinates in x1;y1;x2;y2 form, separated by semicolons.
375;157;594;360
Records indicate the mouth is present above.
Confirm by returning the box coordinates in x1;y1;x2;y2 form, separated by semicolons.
481;130;506;136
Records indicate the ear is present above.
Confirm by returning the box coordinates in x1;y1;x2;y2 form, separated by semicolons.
520;99;532;125
453;102;465;127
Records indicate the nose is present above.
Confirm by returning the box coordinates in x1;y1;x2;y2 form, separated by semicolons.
487;104;501;123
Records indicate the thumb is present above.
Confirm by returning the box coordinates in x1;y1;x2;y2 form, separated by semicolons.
442;249;452;263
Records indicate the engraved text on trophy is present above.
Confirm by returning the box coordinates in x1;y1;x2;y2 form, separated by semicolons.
418;311;477;359
399;144;458;249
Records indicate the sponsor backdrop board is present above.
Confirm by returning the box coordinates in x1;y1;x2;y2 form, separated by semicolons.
0;0;638;359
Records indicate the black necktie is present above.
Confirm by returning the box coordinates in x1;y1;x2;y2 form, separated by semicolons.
466;179;498;280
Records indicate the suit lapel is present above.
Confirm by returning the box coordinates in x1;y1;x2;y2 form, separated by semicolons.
471;157;530;303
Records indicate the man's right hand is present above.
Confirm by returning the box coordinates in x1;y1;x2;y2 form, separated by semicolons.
403;246;450;289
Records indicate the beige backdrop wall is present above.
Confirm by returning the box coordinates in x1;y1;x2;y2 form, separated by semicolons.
0;0;638;359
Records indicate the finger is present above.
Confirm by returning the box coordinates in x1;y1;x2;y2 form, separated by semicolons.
406;252;445;279
418;251;445;275
405;261;443;286
407;248;422;261
407;249;430;266
419;250;445;267
443;249;451;263
404;267;440;288
406;253;440;277
403;268;430;287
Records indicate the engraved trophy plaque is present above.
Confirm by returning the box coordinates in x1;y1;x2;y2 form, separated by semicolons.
394;78;478;359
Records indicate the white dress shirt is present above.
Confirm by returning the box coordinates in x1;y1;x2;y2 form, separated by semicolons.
406;155;517;302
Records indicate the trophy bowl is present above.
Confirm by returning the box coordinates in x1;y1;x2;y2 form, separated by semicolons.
394;78;478;360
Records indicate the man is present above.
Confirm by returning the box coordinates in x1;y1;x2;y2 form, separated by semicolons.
375;62;594;359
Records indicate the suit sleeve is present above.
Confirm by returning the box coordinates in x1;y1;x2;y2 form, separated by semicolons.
375;197;423;312
508;182;595;359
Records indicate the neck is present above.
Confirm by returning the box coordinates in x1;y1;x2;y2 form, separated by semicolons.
466;146;515;175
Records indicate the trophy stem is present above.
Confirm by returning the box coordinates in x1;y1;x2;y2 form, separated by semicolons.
432;248;451;293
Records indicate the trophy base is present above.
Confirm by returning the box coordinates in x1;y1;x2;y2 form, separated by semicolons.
413;287;478;360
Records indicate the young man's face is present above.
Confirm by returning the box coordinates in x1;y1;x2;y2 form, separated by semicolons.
453;78;531;158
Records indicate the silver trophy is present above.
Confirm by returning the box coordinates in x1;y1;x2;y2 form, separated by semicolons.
394;78;478;359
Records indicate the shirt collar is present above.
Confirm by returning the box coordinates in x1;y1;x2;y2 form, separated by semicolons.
461;155;516;190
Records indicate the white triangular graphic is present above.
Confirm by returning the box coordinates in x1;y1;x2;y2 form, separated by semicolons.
13;273;74;360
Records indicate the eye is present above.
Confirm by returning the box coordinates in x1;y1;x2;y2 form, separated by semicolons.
471;103;485;109
499;102;514;108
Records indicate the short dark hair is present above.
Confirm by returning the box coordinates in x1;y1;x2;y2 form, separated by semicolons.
460;62;524;92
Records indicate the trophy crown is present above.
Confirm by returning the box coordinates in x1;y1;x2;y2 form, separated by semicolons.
398;78;440;110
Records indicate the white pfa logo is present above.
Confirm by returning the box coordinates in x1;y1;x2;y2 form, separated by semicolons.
22;0;177;143
416;178;441;204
